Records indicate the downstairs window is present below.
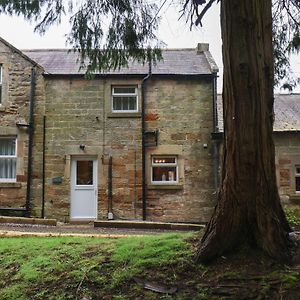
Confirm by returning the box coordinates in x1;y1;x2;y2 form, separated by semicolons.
0;138;17;182
151;156;178;184
296;166;300;193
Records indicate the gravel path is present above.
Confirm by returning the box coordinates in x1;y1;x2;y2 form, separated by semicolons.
0;222;188;237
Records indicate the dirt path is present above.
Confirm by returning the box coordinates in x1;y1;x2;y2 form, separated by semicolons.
0;223;186;238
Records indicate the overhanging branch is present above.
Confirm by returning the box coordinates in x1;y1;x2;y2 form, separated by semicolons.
195;0;219;26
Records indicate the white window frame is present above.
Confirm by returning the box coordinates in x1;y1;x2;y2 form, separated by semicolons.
0;64;2;104
151;156;178;185
0;137;17;182
296;166;300;193
111;86;138;113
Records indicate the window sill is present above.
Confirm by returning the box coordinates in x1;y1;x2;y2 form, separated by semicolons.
0;182;22;188
148;184;183;190
289;194;300;200
107;112;141;118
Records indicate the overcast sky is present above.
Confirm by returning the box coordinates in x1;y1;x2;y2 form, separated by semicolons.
0;1;298;93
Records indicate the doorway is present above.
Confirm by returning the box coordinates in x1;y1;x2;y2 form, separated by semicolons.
70;157;97;220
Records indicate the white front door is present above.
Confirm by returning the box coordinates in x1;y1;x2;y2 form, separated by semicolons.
71;157;97;220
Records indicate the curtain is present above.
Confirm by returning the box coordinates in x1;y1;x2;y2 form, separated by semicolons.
0;139;16;180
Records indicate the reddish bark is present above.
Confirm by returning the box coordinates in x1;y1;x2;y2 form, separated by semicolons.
196;0;292;263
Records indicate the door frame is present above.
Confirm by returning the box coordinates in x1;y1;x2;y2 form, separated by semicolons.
70;156;98;220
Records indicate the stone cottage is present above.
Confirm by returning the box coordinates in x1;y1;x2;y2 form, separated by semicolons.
273;94;300;203
0;36;219;223
217;93;300;205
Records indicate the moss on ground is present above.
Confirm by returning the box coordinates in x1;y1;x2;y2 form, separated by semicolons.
0;233;300;299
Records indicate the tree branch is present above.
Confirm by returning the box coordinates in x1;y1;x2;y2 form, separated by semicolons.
195;0;219;26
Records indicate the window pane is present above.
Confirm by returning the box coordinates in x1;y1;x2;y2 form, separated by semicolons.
77;161;93;185
129;97;137;110
122;97;129;110
113;97;122;110
0;158;16;179
113;87;136;94
0;65;2;104
152;166;177;182
296;167;300;175
296;177;300;192
152;157;176;164
0;139;16;156
113;96;137;111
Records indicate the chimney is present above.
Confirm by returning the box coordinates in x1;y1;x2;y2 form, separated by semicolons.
197;43;209;53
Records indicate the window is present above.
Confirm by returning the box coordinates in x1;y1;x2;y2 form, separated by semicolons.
296;166;300;193
112;86;138;112
76;160;93;185
151;156;178;184
0;64;2;104
0;138;17;182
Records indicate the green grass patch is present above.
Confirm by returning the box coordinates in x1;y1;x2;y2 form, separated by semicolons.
0;233;195;299
1;232;300;299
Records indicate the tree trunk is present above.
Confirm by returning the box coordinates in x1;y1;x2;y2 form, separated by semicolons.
196;0;292;263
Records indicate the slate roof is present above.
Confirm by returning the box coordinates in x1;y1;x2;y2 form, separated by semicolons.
273;94;300;131
217;94;300;132
23;46;218;76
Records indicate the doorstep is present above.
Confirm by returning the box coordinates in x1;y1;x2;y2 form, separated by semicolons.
0;216;57;226
94;220;204;231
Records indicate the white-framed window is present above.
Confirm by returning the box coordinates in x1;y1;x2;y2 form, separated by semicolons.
151;156;178;184
0;138;17;182
112;86;138;112
296;166;300;193
0;64;2;104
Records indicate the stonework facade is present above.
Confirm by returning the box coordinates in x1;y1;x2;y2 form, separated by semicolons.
217;93;300;206
41;76;215;223
0;38;44;215
2;35;298;223
0;37;218;223
275;133;300;203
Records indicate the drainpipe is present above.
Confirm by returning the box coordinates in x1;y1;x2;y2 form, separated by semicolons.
0;67;36;216
25;67;36;217
211;73;220;200
107;155;113;220
141;60;152;221
41;115;46;218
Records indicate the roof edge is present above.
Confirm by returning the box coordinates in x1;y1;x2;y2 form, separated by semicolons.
0;36;44;71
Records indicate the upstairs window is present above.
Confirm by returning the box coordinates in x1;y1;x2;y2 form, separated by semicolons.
0;64;2;104
151;156;178;184
296;166;300;193
0;138;17;182
112;86;138;112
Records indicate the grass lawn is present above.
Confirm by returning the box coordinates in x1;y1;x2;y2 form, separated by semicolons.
0;232;300;299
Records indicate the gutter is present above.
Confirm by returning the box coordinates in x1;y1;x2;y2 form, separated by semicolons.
141;61;152;221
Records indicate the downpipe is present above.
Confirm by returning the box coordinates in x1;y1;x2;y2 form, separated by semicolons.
141;61;152;221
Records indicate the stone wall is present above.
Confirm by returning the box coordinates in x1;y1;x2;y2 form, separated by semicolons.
274;132;300;203
145;78;215;223
42;75;215;222
0;40;45;214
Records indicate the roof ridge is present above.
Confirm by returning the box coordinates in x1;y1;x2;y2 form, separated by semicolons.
22;49;72;52
22;48;196;52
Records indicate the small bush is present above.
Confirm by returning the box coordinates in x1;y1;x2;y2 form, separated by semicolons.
284;206;300;226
